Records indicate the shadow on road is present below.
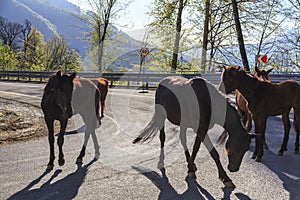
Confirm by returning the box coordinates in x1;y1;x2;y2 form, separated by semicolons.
263;150;300;200
8;159;97;200
132;166;214;200
132;166;251;200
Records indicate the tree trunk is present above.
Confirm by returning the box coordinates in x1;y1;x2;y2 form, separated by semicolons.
171;0;184;73
231;0;250;71
201;0;210;72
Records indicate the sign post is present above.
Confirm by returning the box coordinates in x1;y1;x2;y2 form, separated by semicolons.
139;47;150;93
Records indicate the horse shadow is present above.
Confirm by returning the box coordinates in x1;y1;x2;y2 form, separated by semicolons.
8;159;96;200
136;165;251;200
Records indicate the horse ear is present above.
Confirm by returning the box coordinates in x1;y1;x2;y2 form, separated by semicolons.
267;68;273;74
254;65;262;76
70;72;76;80
56;71;62;78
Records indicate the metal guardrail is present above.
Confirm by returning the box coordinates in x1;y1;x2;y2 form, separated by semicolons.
1;70;300;87
0;70;204;88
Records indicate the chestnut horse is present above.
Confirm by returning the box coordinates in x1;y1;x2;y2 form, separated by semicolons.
219;65;300;162
41;71;101;170
90;78;109;118
133;76;251;188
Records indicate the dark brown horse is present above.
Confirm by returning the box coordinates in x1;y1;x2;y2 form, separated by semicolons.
90;78;109;118
236;66;273;132
219;65;300;162
133;76;251;188
41;71;101;170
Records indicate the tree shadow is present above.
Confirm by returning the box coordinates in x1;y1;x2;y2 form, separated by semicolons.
8;159;97;200
132;166;216;200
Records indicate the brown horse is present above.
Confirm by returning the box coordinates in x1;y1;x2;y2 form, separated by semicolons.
219;65;300;162
133;76;251;188
90;78;109;118
236;66;273;132
41;71;101;170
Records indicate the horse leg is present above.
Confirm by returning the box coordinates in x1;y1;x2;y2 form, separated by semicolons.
157;127;166;169
76;130;91;165
295;131;300;154
293;108;300;154
252;116;259;159
100;94;106;118
180;127;191;163
180;127;196;172
246;112;252;132
159;127;166;149
203;136;235;188
256;117;267;162
91;129;100;159
57;119;68;166
278;112;291;156
45;117;55;170
187;133;202;179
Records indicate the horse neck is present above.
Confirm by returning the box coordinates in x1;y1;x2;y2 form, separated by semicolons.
223;102;246;134
236;72;259;101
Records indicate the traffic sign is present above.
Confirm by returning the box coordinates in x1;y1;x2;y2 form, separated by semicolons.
139;47;150;56
256;55;267;63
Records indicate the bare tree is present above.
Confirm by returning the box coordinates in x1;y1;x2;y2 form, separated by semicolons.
0;17;23;51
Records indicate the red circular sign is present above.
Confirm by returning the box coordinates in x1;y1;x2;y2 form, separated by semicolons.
140;48;149;56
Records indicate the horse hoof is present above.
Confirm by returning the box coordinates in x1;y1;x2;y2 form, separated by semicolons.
58;159;65;166
278;151;284;156
224;181;236;188
157;162;164;169
187;172;197;179
95;152;100;160
47;164;54;171
255;157;262;162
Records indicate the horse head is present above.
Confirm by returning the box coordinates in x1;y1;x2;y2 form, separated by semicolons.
254;66;273;82
218;65;242;94
52;71;76;119
225;130;252;172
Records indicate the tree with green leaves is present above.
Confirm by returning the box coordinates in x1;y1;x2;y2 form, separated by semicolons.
148;0;192;72
0;41;17;70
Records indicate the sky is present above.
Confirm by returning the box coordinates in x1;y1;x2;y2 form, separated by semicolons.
67;0;152;32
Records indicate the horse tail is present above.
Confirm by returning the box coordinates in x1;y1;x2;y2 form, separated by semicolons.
133;87;166;144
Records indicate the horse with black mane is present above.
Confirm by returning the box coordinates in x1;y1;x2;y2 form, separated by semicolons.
236;66;273;132
41;71;101;170
219;65;300;162
133;76;251;188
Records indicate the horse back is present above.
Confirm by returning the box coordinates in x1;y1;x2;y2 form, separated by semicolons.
156;76;212;131
72;78;100;114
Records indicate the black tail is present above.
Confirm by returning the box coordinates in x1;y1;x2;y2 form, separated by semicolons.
132;114;160;144
133;87;166;144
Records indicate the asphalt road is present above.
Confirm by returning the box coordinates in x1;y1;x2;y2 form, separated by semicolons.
0;80;299;200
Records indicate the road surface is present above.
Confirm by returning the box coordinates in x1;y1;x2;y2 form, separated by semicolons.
0;80;299;200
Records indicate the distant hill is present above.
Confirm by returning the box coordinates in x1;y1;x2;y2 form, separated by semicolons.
0;0;142;67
